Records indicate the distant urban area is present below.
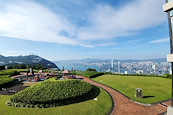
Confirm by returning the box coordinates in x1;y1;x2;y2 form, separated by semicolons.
0;55;170;75
55;58;170;75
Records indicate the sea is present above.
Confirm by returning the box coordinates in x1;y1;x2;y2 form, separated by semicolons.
55;64;126;73
56;64;100;71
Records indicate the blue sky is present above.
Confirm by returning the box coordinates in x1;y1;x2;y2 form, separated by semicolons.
0;0;170;61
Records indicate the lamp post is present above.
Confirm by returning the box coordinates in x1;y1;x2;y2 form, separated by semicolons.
164;0;173;114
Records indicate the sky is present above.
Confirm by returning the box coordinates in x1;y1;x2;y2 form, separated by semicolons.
0;0;170;61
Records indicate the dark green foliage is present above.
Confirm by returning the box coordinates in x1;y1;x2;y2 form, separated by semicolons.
72;71;105;78
8;79;98;108
0;69;20;76
0;54;58;68
0;70;18;88
82;71;104;78
7;85;100;108
163;74;172;78
7;64;47;70
105;72;163;77
0;75;15;88
0;66;5;70
0;75;14;85
89;72;105;78
0;75;10;78
86;68;97;72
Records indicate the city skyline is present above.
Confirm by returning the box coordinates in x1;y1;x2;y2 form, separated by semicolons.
0;0;169;61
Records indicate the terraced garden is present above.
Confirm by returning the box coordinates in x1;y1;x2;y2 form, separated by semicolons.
0;70;113;115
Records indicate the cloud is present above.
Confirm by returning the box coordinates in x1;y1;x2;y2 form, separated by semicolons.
0;0;166;47
78;0;166;40
0;1;80;46
150;38;169;43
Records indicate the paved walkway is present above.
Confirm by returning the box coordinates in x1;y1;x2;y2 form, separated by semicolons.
78;75;168;115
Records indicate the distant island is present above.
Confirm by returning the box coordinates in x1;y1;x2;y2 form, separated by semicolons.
0;55;59;69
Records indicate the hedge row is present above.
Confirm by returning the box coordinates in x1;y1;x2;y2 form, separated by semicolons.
0;75;14;86
8;79;94;107
0;69;20;76
74;71;105;78
0;75;15;88
103;72;163;77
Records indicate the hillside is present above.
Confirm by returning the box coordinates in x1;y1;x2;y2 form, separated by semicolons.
0;55;59;69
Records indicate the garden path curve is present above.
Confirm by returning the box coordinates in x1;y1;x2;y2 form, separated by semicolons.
12;73;169;115
78;75;168;115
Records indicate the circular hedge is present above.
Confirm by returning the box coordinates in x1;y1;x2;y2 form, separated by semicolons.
7;79;95;108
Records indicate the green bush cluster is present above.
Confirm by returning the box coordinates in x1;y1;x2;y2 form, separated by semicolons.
76;71;105;78
0;75;15;88
0;75;14;85
8;79;94;108
163;73;172;78
0;69;20;76
86;68;97;72
0;66;5;70
104;72;162;77
7;64;47;70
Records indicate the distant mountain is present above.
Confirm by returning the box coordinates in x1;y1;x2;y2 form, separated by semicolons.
0;55;59;69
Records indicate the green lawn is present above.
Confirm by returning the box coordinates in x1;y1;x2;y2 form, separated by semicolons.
0;88;112;115
93;75;171;104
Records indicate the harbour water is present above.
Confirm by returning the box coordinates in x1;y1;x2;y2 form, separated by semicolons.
57;64;100;71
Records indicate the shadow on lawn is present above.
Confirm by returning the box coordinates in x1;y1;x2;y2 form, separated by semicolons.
142;96;155;98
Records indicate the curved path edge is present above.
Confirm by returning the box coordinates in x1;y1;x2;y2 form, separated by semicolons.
77;75;167;115
93;82;115;115
93;80;171;107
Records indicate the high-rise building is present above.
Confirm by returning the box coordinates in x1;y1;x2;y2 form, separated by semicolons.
118;61;121;73
152;65;156;71
111;59;114;68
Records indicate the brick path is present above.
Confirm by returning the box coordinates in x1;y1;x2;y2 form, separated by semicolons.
78;75;168;115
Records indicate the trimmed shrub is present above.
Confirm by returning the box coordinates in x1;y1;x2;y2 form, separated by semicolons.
81;71;105;78
0;77;14;85
163;74;172;78
8;79;97;108
86;68;97;72
0;69;20;76
0;75;15;88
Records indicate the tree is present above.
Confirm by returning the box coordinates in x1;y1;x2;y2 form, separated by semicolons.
86;68;97;72
0;66;5;70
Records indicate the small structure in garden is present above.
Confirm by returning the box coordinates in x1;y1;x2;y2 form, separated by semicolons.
60;75;76;80
62;70;70;75
135;88;143;98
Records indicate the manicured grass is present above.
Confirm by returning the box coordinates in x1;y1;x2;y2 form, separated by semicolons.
93;75;171;104
0;88;112;115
